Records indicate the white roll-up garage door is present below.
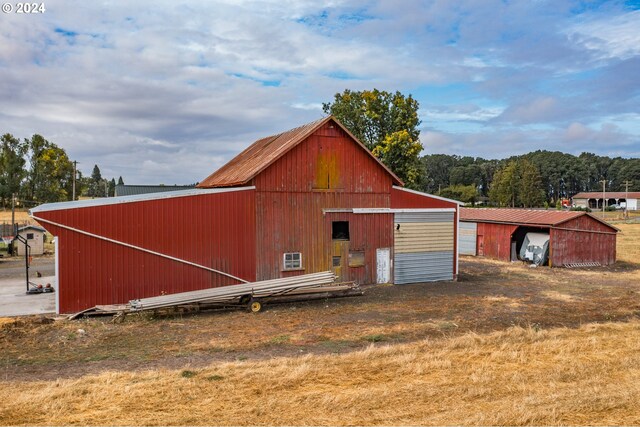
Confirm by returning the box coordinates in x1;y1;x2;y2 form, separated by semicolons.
394;211;455;284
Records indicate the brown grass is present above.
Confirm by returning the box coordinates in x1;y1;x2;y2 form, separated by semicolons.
1;321;639;426
617;223;640;264
0;209;32;223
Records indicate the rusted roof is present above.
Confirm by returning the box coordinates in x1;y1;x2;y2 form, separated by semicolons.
460;208;618;230
573;191;640;199
197;116;403;188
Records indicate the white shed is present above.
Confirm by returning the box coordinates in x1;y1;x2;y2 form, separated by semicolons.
14;225;47;256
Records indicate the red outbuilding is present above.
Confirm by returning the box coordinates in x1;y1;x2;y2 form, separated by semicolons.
31;116;461;314
459;208;618;267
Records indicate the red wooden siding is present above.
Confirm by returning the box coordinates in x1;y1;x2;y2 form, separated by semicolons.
253;122;394;193
390;187;459;275
35;190;256;313
475;222;519;261
550;216;617;266
252;122;394;284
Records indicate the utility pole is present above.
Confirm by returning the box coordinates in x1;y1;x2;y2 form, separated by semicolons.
11;193;15;235
105;180;109;197
72;160;77;200
599;179;606;217
623;180;631;219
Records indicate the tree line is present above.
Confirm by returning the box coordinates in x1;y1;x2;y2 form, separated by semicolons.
420;151;640;207
0;133;123;208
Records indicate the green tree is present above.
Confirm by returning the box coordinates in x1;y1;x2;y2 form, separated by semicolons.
371;130;423;188
88;164;103;197
490;160;520;207
519;159;545;208
0;134;27;206
117;176;124;186
23;135;73;203
322;89;421;151
108;178;116;197
439;184;478;205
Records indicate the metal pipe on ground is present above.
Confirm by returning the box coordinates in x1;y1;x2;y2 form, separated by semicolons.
128;271;337;311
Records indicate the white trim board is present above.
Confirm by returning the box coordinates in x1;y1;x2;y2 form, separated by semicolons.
392;185;464;206
30;186;256;213
324;208;456;214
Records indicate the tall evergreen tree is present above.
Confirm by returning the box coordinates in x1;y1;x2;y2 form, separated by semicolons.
87;164;103;197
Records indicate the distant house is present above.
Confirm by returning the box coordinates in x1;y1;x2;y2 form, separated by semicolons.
115;184;196;197
13;225;47;256
572;192;640;210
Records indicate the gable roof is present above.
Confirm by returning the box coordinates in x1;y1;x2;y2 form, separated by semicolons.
18;225;47;233
197;116;403;188
460;208;619;231
573;191;640;199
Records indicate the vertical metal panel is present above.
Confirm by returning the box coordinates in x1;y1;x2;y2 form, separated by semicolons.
459;221;477;255
550;216;617;266
253;121;394;285
475;222;518;261
37;190;257;314
393;212;454;284
390;188;459;276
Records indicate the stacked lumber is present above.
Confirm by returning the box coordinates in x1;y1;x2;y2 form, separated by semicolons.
128;271;338;311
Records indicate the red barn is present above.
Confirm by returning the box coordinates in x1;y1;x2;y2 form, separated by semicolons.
31;117;460;314
459;208;618;267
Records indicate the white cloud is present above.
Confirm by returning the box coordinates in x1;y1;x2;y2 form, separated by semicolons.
568;10;640;60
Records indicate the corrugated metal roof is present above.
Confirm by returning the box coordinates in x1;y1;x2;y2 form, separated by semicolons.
31;187;255;213
197;116;403;188
115;184;195;197
460;208;617;230
573;191;640;199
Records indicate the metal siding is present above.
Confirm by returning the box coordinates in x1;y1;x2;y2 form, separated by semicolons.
394;223;455;253
475;222;518;261
459;221;477;255
395;212;455;223
256;191;393;284
35;190;257;313
390;188;459;276
550;215;617;266
254;124;394;285
393;212;454;284
394;252;454;284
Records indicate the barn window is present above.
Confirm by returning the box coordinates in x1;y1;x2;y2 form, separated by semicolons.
26;233;34;240
332;221;350;240
332;256;341;267
348;251;365;267
283;252;302;270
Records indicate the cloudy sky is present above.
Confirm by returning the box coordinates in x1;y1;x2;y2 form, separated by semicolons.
1;0;639;184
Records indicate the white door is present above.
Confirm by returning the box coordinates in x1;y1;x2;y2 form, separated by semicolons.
376;248;391;284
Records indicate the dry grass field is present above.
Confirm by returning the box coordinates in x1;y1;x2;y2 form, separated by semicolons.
1;321;639;426
0;209;33;224
1;223;639;425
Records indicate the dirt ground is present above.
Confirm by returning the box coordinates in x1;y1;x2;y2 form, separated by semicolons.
2;252;639;382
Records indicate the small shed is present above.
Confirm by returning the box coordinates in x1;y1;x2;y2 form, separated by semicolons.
14;225;47;256
459;208;618;267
